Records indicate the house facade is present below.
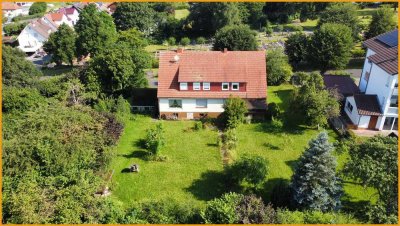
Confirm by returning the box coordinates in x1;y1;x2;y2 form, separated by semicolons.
157;49;267;119
344;30;398;131
17;18;57;53
2;2;23;19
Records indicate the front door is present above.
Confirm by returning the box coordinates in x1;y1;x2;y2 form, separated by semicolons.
368;116;378;129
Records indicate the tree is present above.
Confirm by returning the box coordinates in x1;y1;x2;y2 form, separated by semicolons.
222;96;248;129
29;2;46;15
75;3;117;57
318;3;361;40
145;123;165;156
263;3;297;23
167;37;176;46
180;37;190;46
226;155;269;187
266;48;293;85
344;136;398;224
291;72;340;128
112;2;156;36
265;20;273;36
241;2;265;29
213;25;258;51
117;28;148;49
2;46;42;87
307;23;353;73
285;32;309;67
3;22;27;36
196;37;206;45
365;6;397;39
43;24;76;66
290;132;342;212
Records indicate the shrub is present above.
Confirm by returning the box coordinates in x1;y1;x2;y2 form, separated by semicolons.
265;20;273;36
219;129;238;150
2;86;46;113
223;96;248;129
151;57;159;68
201;193;243;224
29;2;47;15
193;121;204;131
167;37;176;45
226;155;269;187
144;123;165;156
12;13;44;22
276;209;305;224
270;180;292;208
180;37;190;46
276;209;359;224
267;102;282;120
275;25;284;33
3;22;27;36
351;47;366;58
236;195;277;223
271;117;283;129
196;37;206;45
94;96;131;123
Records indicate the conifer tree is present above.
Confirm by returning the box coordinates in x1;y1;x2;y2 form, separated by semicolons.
290;132;342;212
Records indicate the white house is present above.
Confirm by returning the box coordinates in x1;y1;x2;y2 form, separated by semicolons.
48;12;71;27
157;49;267;119
2;2;23;19
58;7;80;26
17;18;57;53
344;30;398;131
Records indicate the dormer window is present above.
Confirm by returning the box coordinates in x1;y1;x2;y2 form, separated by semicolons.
193;82;201;90
203;82;210;90
222;83;229;90
180;82;188;90
232;83;239;91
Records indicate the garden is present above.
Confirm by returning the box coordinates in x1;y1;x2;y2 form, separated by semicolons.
108;84;376;212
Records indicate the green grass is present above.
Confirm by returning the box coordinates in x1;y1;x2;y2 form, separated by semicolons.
41;66;75;77
174;9;190;20
109;84;376;213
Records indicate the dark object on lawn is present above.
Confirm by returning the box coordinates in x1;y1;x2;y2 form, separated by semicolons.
130;164;139;172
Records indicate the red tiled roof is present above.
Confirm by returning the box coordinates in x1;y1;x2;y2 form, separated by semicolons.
50;13;64;21
354;94;382;116
2;2;21;10
29;18;57;39
363;29;398;75
157;50;267;99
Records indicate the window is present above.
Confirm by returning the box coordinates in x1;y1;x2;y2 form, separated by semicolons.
180;82;188;90
196;99;207;108
222;83;229;90
346;102;353;113
364;71;370;82
390;95;398;107
203;82;210;90
232;83;239;90
193;82;201;90
169;99;182;108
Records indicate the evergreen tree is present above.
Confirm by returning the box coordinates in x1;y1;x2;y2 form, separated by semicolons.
44;24;76;66
365;6;397;39
290;132;342;212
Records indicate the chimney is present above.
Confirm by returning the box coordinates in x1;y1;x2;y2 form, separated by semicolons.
177;48;184;53
223;48;228;53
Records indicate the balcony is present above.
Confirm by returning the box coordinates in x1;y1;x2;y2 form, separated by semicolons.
387;107;398;116
392;88;398;96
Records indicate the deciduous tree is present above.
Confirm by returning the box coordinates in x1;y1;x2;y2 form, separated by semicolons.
213;25;257;51
44;24;76;66
266;48;293;85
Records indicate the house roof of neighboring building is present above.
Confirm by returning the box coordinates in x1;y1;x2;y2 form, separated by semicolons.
353;94;382;116
50;12;64;21
43;14;60;28
323;75;359;96
28;18;57;39
364;29;398;75
157;50;267;99
2;2;21;10
58;7;76;15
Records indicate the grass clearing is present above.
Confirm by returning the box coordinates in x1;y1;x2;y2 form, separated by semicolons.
174;9;190;20
109;84;376;214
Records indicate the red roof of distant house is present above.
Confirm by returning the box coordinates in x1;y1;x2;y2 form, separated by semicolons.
65;7;75;14
157;50;267;99
50;13;64;21
2;2;21;10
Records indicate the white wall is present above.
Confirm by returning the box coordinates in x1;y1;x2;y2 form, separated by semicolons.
159;98;225;113
359;48;375;92
17;26;47;52
344;96;360;125
365;64;397;114
358;115;371;128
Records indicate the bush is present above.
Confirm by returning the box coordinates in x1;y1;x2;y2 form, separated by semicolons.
351;47;366;58
144;123;165;156
223;96;248;129
180;37;190;46
219;129;238;150
236;195;277;224
94;95;131;123
2;86;46;113
275;25;284;33
193;121;204;131
196;36;206;45
266;102;282;120
271;117;283;129
3;22;27;36
167;37;176;45
29;2;47;15
284;24;303;32
270;180;292;208
151;57;159;68
201;193;243;224
12;13;44;22
276;209;359;224
265;20;273;36
226;155;269;187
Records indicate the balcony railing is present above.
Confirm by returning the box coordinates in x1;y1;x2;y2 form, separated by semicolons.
387;107;398;115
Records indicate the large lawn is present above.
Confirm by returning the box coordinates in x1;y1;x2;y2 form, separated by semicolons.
109;84;376;212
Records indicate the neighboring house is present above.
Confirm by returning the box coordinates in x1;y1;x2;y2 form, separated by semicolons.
344;30;398;131
49;12;70;26
58;7;80;26
17;18;57;53
157;49;267;119
2;2;23;19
